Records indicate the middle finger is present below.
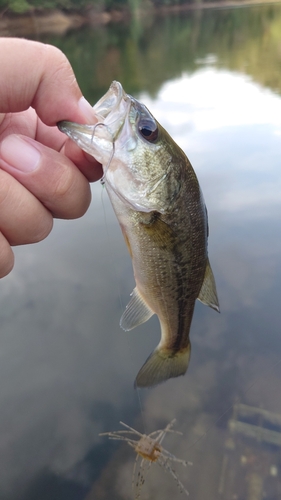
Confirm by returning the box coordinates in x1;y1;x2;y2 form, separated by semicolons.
0;169;53;246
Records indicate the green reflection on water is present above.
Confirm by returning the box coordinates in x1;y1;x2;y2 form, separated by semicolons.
45;3;281;102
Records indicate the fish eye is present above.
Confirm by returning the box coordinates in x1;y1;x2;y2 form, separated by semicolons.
138;118;158;143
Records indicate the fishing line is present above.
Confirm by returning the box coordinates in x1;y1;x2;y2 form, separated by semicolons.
97;133;123;312
89;121;115;185
102;194;147;434
95;125;147;433
98;153;147;434
185;355;281;454
100;186;124;315
89;114;148;435
136;384;147;434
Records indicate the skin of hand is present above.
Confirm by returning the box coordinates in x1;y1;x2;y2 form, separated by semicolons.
0;38;103;279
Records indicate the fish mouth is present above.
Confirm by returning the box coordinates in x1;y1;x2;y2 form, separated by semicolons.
57;120;115;163
94;81;129;121
57;81;164;212
57;81;134;164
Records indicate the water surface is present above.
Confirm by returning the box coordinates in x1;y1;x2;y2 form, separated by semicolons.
1;4;281;499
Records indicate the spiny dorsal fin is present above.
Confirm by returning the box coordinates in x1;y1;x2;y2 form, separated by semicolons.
197;258;220;312
120;287;154;331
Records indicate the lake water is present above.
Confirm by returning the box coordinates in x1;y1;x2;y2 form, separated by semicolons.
1;3;281;499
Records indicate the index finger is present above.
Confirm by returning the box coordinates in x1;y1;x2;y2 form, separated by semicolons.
0;38;94;126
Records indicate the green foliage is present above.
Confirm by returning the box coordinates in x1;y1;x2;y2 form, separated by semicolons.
104;0;128;7
4;0;31;12
0;0;229;14
1;0;280;22
46;2;281;101
0;0;89;13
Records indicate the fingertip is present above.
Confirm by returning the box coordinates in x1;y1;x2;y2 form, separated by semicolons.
0;40;97;127
50;167;91;219
78;96;98;124
0;136;93;220
63;140;103;183
0;233;14;279
79;153;103;183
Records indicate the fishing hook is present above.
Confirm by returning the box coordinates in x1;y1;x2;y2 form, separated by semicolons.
89;122;115;186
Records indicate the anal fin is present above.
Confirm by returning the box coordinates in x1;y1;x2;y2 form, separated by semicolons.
120;288;154;331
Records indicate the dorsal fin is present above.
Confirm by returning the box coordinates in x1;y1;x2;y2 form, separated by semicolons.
197;258;220;312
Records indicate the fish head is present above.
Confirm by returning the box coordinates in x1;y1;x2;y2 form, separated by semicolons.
58;81;185;213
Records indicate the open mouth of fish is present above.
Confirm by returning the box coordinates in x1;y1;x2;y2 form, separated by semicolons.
58;81;156;168
58;81;165;213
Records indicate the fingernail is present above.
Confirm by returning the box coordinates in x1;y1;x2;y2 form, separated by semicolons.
78;96;97;123
1;135;41;172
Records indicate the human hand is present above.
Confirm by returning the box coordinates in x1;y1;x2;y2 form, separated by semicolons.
0;38;102;279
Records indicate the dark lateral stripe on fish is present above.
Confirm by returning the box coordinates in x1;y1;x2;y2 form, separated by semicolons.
166;246;198;353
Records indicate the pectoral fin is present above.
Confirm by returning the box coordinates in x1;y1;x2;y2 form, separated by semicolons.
120;288;154;331
198;258;220;312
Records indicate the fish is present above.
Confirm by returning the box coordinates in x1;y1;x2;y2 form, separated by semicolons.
58;81;219;388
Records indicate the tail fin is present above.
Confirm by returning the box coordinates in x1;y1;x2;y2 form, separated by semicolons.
135;342;191;388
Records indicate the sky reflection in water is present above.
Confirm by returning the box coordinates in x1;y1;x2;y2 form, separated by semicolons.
0;64;281;499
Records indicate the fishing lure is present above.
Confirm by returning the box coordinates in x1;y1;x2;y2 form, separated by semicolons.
100;419;191;498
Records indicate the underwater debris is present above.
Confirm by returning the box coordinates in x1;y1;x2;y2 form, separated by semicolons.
99;418;191;498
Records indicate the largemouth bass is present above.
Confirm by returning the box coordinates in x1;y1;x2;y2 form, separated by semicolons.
58;81;219;388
